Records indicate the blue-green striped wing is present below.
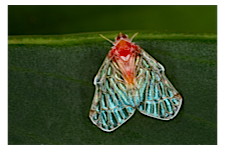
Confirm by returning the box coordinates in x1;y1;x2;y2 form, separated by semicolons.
89;57;136;132
136;49;183;120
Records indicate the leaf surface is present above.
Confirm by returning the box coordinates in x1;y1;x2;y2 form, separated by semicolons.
8;31;217;144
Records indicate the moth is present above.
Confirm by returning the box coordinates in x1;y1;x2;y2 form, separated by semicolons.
89;32;182;132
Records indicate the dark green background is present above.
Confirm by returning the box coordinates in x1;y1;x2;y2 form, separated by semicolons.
8;5;217;35
8;6;217;145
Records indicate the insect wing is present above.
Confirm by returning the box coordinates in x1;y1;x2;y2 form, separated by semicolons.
136;49;182;120
89;56;136;132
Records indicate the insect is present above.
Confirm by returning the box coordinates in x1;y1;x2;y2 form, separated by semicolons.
89;32;182;132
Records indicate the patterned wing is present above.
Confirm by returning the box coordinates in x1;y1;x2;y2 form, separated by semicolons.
89;57;136;132
136;49;183;120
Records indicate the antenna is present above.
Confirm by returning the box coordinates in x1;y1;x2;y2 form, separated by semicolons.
99;34;114;45
130;32;138;41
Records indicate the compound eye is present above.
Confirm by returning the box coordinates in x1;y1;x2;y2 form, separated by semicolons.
122;34;127;39
116;33;128;40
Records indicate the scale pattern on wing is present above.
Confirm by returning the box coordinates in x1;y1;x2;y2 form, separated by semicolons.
136;49;182;120
89;57;136;132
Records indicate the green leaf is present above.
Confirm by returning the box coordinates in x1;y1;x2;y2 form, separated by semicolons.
8;31;217;144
